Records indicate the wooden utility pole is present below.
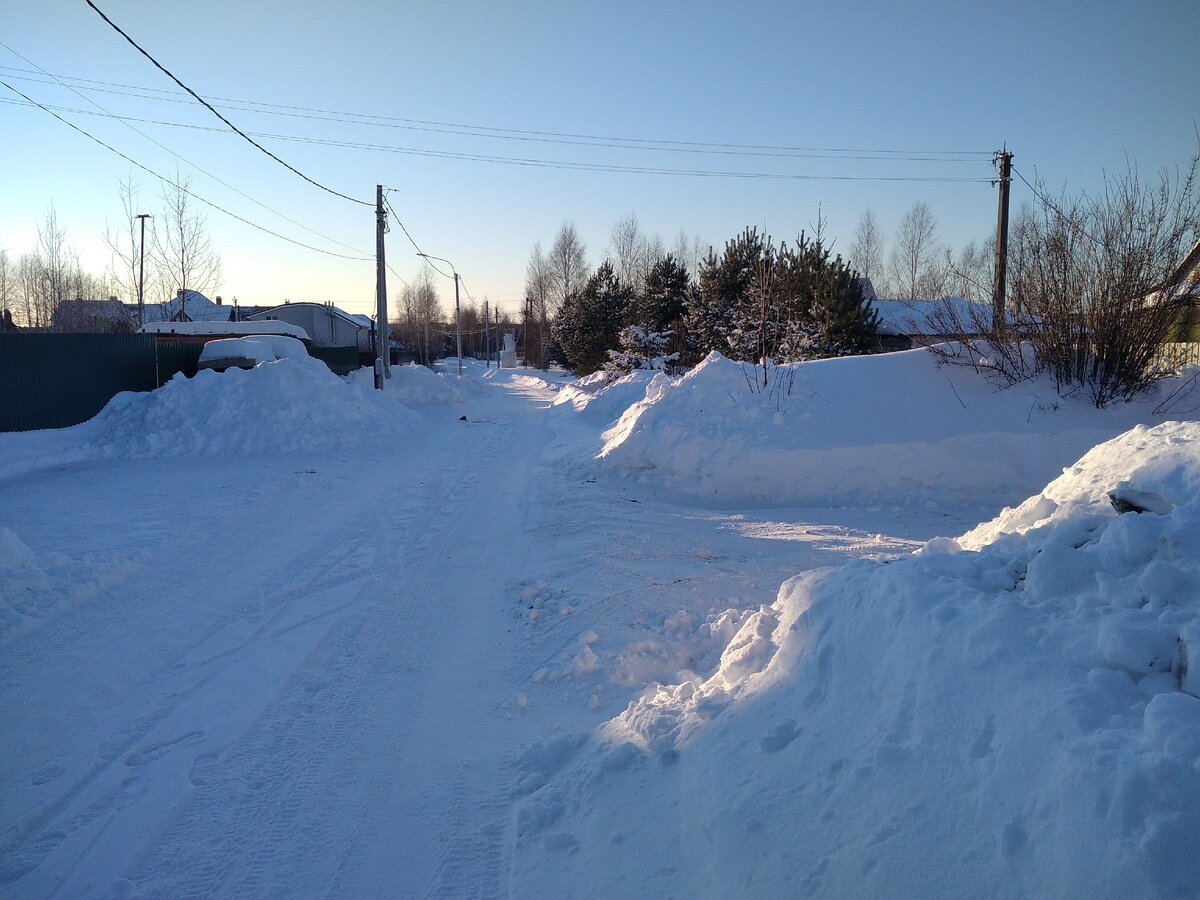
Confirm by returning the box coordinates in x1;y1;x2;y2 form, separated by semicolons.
136;213;151;328
374;184;389;389
484;299;490;368
453;270;462;377
992;149;1014;334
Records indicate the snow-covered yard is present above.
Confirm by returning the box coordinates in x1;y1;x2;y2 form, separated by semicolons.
1;351;1197;897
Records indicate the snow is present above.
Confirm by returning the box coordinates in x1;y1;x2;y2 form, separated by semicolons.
140;320;310;339
1;348;1197;897
596;350;1176;510
869;296;990;335
198;334;309;367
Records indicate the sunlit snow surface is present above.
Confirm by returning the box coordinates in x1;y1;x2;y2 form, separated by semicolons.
2;352;1197;897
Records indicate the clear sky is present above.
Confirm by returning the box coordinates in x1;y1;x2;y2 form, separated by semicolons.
3;0;1198;318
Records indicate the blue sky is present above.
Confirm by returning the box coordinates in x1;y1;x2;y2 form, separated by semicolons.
3;0;1197;317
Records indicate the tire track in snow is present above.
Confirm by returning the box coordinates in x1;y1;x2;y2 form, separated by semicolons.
0;467;399;894
122;393;536;897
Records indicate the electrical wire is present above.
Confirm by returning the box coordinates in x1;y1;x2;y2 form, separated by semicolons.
1011;164;1103;246
1;79;373;262
0;42;370;258
0;64;993;160
85;0;371;207
381;192;456;279
1;96;991;183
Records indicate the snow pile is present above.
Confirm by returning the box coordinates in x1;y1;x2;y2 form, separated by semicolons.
0;528;134;641
348;362;466;404
83;356;417;458
597;350;1185;508
513;422;1200;898
551;370;656;424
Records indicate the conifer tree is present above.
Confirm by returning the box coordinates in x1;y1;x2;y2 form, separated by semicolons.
686;227;767;357
551;262;633;375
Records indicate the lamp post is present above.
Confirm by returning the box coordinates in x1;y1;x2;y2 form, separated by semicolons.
417;252;462;377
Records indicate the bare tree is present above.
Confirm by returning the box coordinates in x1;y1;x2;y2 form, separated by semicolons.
0;249;12;329
887;201;940;300
37;207;73;328
17;251;42;328
398;263;443;365
525;242;553;368
607;213;645;287
943;238;994;302
154;173;220;318
849;209;884;288
927;151;1200;407
547;221;588;312
103;173;161;313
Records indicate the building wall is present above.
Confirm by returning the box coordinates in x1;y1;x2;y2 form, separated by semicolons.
249;305;365;349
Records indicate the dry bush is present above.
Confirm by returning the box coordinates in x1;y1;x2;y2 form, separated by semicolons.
926;150;1199;407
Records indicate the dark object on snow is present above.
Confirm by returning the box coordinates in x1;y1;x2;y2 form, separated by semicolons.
459;415;468;421
1107;482;1174;515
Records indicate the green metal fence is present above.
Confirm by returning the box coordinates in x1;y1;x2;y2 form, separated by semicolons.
308;346;362;376
0;333;201;432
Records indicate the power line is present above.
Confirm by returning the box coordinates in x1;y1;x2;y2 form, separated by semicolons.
2;96;991;184
0;79;373;262
1011;164;1103;246
381;192;455;279
0;42;370;258
0;63;994;160
84;0;371;207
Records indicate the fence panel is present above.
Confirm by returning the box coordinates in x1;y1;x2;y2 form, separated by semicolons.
308;346;362;376
0;333;158;432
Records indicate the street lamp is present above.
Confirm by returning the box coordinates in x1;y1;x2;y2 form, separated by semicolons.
417;252;463;377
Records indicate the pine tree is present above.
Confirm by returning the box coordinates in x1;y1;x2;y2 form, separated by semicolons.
686;227;767;357
551;262;633;375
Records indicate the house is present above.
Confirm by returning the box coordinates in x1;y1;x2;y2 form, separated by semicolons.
868;297;994;351
130;290;233;326
246;302;374;354
52;298;137;333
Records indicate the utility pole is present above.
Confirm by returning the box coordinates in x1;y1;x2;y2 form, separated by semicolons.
484;299;490;368
135;213;151;328
453;271;462;377
375;184;389;389
991;149;1014;335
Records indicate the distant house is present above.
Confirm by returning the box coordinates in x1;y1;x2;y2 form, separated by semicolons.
868;297;993;351
130;290;233;326
247;302;373;354
52;298;137;333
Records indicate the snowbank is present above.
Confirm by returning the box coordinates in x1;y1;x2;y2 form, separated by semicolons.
0;357;416;476
551;370;656;425
513;421;1200;897
347;362;466;404
597;350;1186;509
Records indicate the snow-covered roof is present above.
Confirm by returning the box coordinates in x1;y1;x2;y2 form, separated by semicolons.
248;302;372;330
139;320;310;340
135;290;231;324
869;297;994;336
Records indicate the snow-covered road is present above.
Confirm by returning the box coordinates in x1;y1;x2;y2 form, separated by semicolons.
0;368;971;897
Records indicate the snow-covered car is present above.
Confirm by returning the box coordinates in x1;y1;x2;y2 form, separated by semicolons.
197;335;309;372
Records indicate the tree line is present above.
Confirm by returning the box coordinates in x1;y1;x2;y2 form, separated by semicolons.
524;212;882;376
1;172;221;331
